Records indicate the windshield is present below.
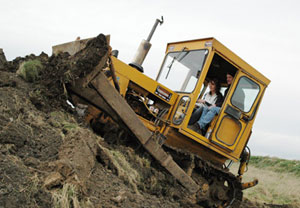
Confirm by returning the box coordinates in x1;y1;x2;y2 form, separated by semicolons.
156;49;208;93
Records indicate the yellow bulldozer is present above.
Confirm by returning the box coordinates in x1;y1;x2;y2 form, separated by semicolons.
53;18;270;207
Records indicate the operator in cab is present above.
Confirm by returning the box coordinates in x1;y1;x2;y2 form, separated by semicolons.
188;78;223;129
190;71;238;135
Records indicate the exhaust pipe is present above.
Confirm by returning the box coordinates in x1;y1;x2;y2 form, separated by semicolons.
129;17;164;72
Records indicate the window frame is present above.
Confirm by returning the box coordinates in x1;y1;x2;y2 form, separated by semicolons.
156;49;209;94
230;76;261;113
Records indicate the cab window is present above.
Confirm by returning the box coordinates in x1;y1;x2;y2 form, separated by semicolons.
231;76;260;112
157;49;208;93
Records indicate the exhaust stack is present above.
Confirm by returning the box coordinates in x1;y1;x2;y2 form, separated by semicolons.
129;17;164;72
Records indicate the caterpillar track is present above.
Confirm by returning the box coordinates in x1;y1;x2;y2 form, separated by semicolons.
163;146;243;208
89;110;243;208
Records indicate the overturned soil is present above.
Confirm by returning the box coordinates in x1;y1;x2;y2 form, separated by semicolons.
0;35;296;208
0;68;185;208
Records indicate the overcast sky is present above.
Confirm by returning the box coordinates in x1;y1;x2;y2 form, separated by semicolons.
1;0;299;160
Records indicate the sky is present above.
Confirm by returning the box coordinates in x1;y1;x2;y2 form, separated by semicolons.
1;0;300;160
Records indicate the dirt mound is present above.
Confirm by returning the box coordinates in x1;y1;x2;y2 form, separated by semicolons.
0;48;6;69
0;51;48;73
0;35;296;208
0;69;189;207
0;71;60;207
0;36;190;208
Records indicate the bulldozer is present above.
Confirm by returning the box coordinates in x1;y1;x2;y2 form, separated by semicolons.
52;18;270;207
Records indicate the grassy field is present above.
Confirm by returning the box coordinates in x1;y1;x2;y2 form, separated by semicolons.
249;156;300;177
231;156;300;206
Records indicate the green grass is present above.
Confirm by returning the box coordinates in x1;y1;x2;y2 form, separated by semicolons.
250;156;300;177
49;111;78;130
52;183;78;208
17;59;43;82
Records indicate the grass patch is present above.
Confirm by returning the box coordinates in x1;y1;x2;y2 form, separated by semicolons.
52;183;79;208
17;60;43;82
49;111;78;130
62;121;78;130
100;147;141;193
231;161;300;205
250;156;300;177
110;150;141;188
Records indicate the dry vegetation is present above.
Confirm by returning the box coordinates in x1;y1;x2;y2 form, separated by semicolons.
231;157;300;206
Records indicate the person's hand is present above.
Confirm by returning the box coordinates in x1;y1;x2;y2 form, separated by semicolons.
209;104;216;109
197;99;205;104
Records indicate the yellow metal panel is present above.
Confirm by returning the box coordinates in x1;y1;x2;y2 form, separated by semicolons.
178;127;239;161
164;128;227;166
139;116;158;132
166;38;214;53
216;116;241;147
115;73;130;96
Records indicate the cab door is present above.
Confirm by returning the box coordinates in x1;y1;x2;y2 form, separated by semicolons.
210;71;264;153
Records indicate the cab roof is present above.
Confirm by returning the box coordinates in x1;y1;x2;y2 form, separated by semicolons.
166;37;270;86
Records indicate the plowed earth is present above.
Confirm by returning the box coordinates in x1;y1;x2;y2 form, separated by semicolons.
0;35;295;208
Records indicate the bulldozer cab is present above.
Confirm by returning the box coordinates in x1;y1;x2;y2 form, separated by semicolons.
157;38;270;162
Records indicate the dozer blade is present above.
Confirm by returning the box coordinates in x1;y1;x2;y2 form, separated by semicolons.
69;71;199;194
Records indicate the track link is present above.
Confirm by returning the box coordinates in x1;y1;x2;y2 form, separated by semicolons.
166;146;243;208
90;114;242;208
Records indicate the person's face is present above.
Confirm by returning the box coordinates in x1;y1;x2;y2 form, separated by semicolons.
208;81;216;92
226;74;234;85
